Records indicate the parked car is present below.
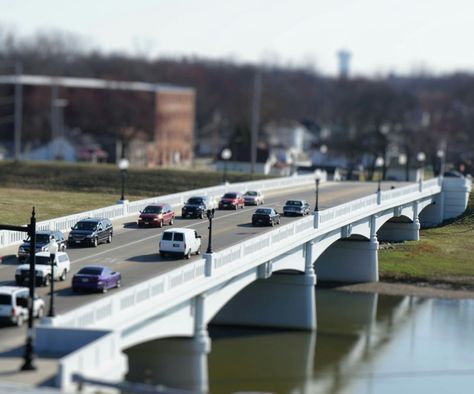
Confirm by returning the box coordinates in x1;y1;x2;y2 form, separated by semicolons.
252;207;281;227
182;196;216;219
243;190;264;206
72;265;121;293
138;203;175;228
219;192;245;210
0;286;44;326
283;200;311;216
159;228;202;259
68;218;113;247
17;230;66;263
15;251;71;286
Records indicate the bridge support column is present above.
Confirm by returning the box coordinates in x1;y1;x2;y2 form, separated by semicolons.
316;237;379;283
126;295;211;393
213;261;316;330
377;220;420;242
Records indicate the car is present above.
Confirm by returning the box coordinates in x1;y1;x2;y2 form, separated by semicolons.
283;199;311;216
17;230;67;263
0;286;44;326
182;196;216;219
219;192;245;210
159;228;202;259
252;207;281;227
138;203;175;228
72;265;121;293
68;218;113;247
15;251;71;286
243;190;264;206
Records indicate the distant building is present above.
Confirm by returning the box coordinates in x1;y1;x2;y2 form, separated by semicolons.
337;50;352;79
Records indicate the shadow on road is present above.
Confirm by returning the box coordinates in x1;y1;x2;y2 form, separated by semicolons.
123;222;138;229
0;254;19;265
126;254;160;263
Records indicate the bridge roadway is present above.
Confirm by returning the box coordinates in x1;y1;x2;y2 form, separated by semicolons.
0;181;402;350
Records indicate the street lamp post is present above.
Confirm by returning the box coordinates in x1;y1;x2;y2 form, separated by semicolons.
314;177;320;211
206;209;215;254
416;151;426;182
118;158;130;203
436;149;445;177
221;148;232;184
375;156;385;193
47;237;58;317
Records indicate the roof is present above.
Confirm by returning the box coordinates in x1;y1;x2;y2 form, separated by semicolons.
0;74;195;94
163;227;195;233
79;265;106;270
0;286;26;295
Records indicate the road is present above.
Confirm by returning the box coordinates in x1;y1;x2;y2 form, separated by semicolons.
0;181;407;344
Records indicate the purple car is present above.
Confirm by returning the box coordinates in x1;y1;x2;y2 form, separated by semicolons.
72;265;121;293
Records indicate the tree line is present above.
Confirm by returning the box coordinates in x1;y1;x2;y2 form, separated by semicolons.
0;29;473;174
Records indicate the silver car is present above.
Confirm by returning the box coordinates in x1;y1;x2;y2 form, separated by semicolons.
243;190;264;205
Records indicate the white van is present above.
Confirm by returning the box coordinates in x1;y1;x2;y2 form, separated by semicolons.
159;228;202;259
0;286;45;326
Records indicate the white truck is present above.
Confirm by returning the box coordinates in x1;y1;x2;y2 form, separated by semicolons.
15;251;71;286
159;228;202;259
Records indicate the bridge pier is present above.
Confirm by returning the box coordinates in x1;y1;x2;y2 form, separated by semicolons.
377;219;420;242
315;237;379;283
212;268;316;330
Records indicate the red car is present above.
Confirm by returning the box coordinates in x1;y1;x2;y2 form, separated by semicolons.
219;192;245;210
138;203;175;228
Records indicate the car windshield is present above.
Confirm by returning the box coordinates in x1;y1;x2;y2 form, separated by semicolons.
187;198;203;205
0;295;12;305
245;191;258;196
286;200;302;206
223;193;237;199
24;256;51;265
73;221;97;231
25;234;50;244
255;208;272;215
143;206;162;214
77;267;103;276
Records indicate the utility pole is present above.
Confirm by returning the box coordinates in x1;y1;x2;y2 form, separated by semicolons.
250;68;262;174
14;62;23;161
51;84;59;160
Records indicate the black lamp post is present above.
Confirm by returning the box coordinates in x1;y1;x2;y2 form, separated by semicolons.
314;178;320;211
118;158;129;202
375;157;385;193
22;207;37;371
206;208;215;254
417;151;426;182
221;148;232;184
48;237;58;317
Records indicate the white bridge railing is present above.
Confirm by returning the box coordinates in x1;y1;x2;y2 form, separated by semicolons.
49;178;442;331
0;172;324;248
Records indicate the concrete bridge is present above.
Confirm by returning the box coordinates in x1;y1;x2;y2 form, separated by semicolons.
28;175;471;392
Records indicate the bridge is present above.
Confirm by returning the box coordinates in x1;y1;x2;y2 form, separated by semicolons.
0;174;471;392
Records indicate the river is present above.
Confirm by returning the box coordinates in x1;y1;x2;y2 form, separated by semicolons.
126;288;474;394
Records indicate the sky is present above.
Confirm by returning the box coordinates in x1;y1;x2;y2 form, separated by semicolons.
1;0;473;76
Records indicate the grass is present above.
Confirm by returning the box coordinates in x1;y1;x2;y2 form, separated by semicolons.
0;160;274;225
379;193;474;286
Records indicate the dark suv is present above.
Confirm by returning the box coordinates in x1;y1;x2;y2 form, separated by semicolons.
17;230;67;263
68;218;113;247
181;196;214;219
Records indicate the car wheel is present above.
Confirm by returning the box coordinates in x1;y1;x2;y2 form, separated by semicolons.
271;220;275;227
116;279;121;289
199;212;204;219
16;314;24;327
60;269;67;281
61;243;67;251
43;275;50;287
169;217;174;225
107;234;112;243
92;237;98;247
102;285;108;294
158;220;163;228
36;306;44;319
196;246;201;255
278;219;281;225
185;250;191;259
15;279;22;286
138;223;143;228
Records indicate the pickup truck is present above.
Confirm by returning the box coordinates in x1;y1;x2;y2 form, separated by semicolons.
15;251;71;286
